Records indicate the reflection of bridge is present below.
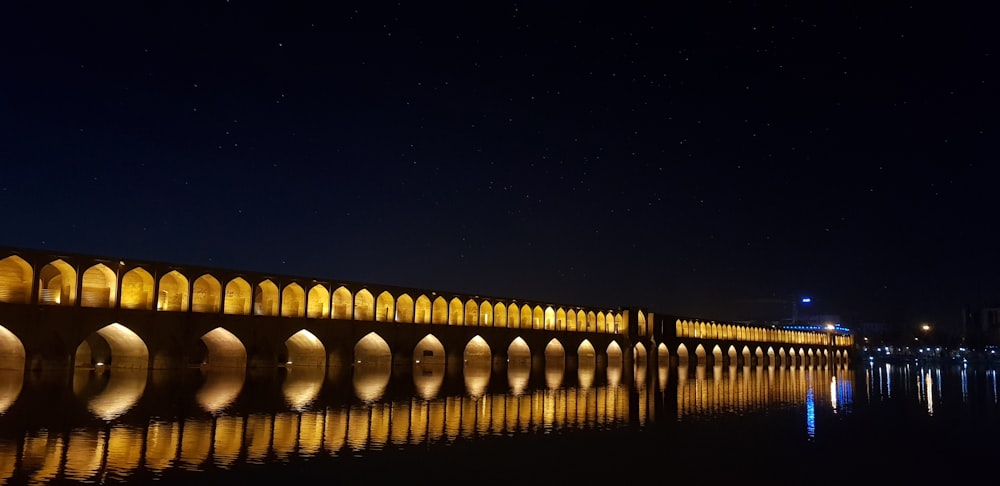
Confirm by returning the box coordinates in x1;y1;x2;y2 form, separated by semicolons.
0;247;853;378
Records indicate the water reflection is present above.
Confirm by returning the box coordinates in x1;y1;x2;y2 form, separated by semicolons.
0;368;22;414
0;358;871;484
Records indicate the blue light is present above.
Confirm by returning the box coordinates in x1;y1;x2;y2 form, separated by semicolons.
801;297;812;304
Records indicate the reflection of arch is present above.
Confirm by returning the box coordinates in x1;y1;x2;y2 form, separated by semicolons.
193;274;221;313
395;294;414;323
676;343;689;366
577;340;596;369
281;283;305;317
353;332;391;402
507;337;531;365
464;335;491;399
285;329;325;367
354;289;374;321
606;341;623;367
82;263;117;308
120;267;154;310
0;255;32;304
694;344;707;365
82;367;148;421
307;285;330;318
158;270;189;312
254;280;279;316
224;277;252;315
432;296;448;324
375;291;394;322
37;259;76;305
414;334;446;399
332;287;352;319
201;327;247;369
414;295;431;323
544;339;565;366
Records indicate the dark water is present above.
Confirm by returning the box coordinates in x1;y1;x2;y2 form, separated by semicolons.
0;359;997;484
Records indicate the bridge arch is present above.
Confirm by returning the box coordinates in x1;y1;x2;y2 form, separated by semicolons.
577;339;596;371
493;302;507;328
506;303;518;328
82;263;117;308
284;329;325;367
307;284;330;318
463;335;491;399
694;344;707;365
353;332;391;402
332;286;351;319
414;294;431;323
354;289;374;321
519;304;531;328
121;267;154;310
74;323;149;369
0;324;25;371
158;270;189;312
448;297;463;325
432;296;448;324
413;334;445;366
194;274;222;313
375;291;394;322
224;277;252;315
545;339;565;368
607;341;623;367
200;327;247;369
0;255;32;304
253;279;279;316
657;342;669;364
37;259;76;305
712;345;723;366
507;337;531;395
464;299;478;325
413;334;446;400
677;343;689;366
567;309;578;331
281;282;305;317
479;300;493;327
395;293;414;323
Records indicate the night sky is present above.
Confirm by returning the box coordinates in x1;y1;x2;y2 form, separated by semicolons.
1;2;996;330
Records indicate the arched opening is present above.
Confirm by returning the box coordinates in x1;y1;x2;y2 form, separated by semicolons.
577;340;597;389
414;295;431;323
157;270;189;312
727;345;738;366
606;341;623;386
478;300;493;327
285;329;325;367
694;344;707;366
332;287;352;319
464;335;492;399
0;255;32;304
567;309;578;332
75;323;149;369
464;299;478;326
192;274;221;313
253;279;279;316
413;334;446;400
506;303;519;328
375;291;394;322
432;296;448;324
395;294;414;323
200;327;247;369
354;289;374;321
37;259;76;305
307;284;330;318
353;332;391;403
224;277;252;315
741;346;752;366
597;312;606;333
120;267;154;310
712;345;723;366
0;325;26;371
507;337;531;395
281;283;305;317
520;304;532;329
81;263;117;308
493;302;507;328
544;307;555;330
544;339;565;389
677;343;690;367
448;298;463;325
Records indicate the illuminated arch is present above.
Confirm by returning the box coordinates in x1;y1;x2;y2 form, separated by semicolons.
37;259;76;305
577;340;596;370
464;336;492;399
431;296;448;324
285;329;325;367
507;337;531;365
193;274;222;313
395;294;414;323
712;345;723;365
545;339;565;363
506;303;519;328
82;263;117;308
518;304;531;328
158;270;189;312
614;313;623;334
544;307;556;330
120;267;154;310
280;282;305;317
464;335;492;365
414;295;431;323
532;306;544;330
0;325;26;371
507;337;532;396
567;309;577;332
638;311;647;336
778;347;787;367
755;347;765;366
354;332;391;366
76;323;149;369
464;299;478;326
0;255;32;304
493;302;506;328
657;342;669;363
727;345;738;365
306;284;330;318
676;343;689;366
354;289;374;321
448;298;463;325
253;279;279;316
597;312;606;333
675;319;683;337
201;327;247;368
606;341;623;367
587;311;596;332
414;334;446;400
375;291;394;322
332;286;352;319
224;277;252;315
478;300;492;327
694;344;707;365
